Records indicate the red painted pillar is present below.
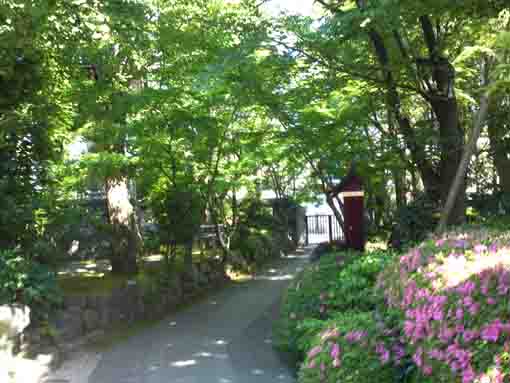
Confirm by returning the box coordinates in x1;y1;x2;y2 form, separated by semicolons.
342;189;365;251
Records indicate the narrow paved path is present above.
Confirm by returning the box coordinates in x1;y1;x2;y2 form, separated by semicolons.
84;248;310;383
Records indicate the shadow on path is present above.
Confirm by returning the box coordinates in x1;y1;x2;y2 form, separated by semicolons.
86;248;312;383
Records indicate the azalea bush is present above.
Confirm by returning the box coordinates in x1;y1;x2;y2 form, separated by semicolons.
298;312;400;383
276;251;359;360
276;249;394;363
379;225;510;383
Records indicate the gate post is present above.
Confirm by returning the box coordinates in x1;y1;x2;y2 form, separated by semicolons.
305;217;309;246
328;215;333;242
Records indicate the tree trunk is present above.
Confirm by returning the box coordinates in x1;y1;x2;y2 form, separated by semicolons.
487;93;510;194
432;97;466;225
438;88;490;232
420;15;465;225
393;167;406;211
326;193;346;235
214;220;230;264
105;177;141;274
437;58;491;232
183;190;194;272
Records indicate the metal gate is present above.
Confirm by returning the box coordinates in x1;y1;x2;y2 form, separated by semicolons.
305;215;343;245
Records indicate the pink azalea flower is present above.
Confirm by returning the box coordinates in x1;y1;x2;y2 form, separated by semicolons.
308;345;322;359
412;347;423;368
462;366;476;383
375;343;390;365
428;348;445;361
439;325;456;343
423;365;433;376
392;345;405;364
474;244;487;254
458;281;476;296
481;324;500;342
463;330;479;343
456;308;464;321
321;328;340;342
330;343;340;359
345;330;367;343
435;239;446;247
468;303;480;316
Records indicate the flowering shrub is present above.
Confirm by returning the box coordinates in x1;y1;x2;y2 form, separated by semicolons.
276;250;394;366
276;251;360;361
298;312;399;383
380;227;510;383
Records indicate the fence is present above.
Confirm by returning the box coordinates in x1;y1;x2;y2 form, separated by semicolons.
305;215;343;245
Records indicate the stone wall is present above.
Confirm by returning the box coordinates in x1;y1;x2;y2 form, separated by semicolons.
17;259;229;371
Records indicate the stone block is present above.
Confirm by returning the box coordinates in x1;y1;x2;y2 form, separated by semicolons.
83;309;100;332
51;308;84;342
63;295;88;309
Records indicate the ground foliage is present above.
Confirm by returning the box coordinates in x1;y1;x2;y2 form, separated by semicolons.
279;221;510;383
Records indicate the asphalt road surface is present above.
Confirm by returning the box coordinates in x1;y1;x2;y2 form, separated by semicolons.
85;249;310;383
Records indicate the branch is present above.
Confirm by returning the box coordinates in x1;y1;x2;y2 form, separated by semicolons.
274;38;428;98
420;15;438;58
314;0;341;13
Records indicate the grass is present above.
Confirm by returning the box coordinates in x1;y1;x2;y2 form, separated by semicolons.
56;244;224;295
57;270;162;296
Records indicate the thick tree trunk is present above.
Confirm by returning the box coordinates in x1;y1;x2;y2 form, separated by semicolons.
105;177;141;274
487;94;510;194
432;97;466;225
393;168;406;211
438;88;490;232
420;15;465;224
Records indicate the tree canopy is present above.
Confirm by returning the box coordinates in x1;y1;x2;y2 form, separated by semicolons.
1;0;508;272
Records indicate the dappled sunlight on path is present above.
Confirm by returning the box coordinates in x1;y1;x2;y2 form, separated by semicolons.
85;248;311;383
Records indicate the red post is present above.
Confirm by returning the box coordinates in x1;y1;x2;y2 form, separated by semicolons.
342;190;365;251
338;169;365;251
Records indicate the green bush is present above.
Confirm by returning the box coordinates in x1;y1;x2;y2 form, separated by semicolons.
276;250;394;362
298;312;399;383
325;251;394;313
0;249;61;319
468;192;510;218
390;193;438;249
